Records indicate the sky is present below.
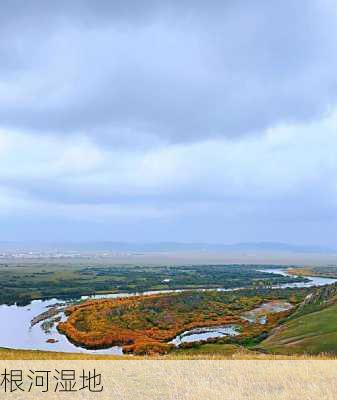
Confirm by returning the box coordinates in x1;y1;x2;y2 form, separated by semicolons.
0;0;337;245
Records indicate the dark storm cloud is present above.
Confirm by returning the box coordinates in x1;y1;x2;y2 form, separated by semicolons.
1;0;337;144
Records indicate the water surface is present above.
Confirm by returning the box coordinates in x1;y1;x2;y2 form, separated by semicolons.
260;268;337;288
241;300;293;324
170;325;239;346
0;300;123;355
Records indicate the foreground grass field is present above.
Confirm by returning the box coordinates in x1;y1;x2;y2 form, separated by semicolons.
260;303;337;354
2;345;337;360
0;347;128;360
2;358;337;399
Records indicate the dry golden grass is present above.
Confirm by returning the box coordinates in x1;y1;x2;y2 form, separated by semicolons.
2;349;337;399
2;346;337;360
121;360;337;400
0;347;130;360
1;359;337;399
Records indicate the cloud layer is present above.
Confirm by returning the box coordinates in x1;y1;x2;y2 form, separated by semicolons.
2;1;337;143
1;1;337;244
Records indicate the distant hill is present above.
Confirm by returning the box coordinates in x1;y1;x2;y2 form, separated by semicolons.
0;241;335;254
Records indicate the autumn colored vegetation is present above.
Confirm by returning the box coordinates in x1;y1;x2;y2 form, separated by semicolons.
287;266;337;279
57;290;299;355
287;268;320;277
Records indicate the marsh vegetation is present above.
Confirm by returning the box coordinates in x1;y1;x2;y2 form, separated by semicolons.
58;288;307;354
0;263;308;305
1;262;337;357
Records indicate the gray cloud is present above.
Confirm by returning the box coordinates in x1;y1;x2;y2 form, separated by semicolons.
1;1;337;245
1;1;337;145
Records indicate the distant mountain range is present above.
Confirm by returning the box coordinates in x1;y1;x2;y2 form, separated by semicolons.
0;241;335;254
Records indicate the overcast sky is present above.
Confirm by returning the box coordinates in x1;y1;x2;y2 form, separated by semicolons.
1;0;337;245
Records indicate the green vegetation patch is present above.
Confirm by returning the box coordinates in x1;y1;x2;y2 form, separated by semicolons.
0;263;307;305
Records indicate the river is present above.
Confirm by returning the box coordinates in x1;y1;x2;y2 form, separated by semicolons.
0;268;336;354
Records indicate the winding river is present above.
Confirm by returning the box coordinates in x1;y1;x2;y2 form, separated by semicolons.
0;268;336;354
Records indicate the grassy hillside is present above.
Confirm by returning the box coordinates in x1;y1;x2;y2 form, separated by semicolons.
259;302;337;354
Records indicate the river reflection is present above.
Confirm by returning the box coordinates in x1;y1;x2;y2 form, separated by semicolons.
0;300;123;355
170;325;239;346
